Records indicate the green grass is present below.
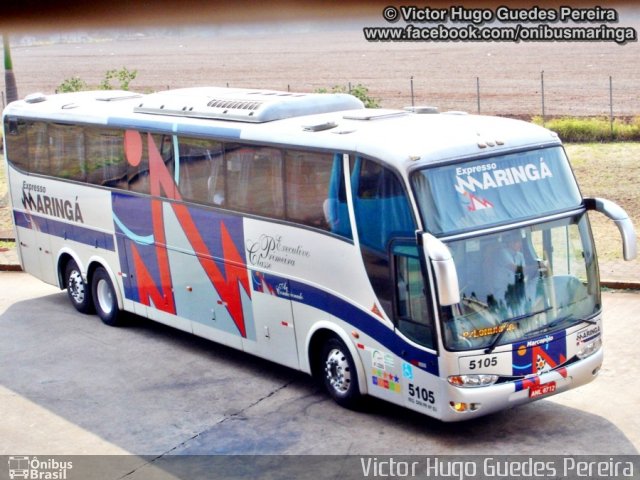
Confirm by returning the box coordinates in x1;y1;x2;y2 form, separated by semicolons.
533;116;640;142
565;142;640;260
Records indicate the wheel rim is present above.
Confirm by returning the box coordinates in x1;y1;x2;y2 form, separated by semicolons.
96;278;114;315
324;348;351;394
68;269;85;304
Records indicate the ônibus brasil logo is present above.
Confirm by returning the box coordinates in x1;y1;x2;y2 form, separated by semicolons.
8;456;73;480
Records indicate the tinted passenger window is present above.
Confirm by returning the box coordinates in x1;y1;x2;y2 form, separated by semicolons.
85;128;127;188
177;137;225;205
394;245;435;349
226;145;284;218
27;122;49;175
352;157;417;319
284;151;328;227
3;117;28;171
125;132;174;195
49;123;86;181
352;157;416;253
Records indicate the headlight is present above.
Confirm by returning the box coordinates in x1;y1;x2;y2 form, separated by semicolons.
577;337;602;359
448;374;499;387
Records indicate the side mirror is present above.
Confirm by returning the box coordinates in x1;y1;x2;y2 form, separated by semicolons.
585;197;637;261
420;233;460;306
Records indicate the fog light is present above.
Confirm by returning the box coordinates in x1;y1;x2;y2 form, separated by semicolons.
449;401;481;413
450;401;468;412
577;337;602;359
448;374;499;388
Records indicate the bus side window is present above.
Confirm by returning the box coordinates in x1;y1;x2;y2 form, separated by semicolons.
3;117;28;172
393;244;435;349
351;156;417;319
177;137;225;206
352;157;416;253
285;149;330;229
127;132;173;196
85;128;127;189
324;154;352;240
226;144;284;218
49;123;86;182
284;150;352;239
27;121;49;175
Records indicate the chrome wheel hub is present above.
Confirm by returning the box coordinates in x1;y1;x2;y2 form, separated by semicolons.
68;270;85;304
325;348;351;394
96;279;114;315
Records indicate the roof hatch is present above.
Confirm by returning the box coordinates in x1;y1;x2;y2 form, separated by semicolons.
133;87;364;123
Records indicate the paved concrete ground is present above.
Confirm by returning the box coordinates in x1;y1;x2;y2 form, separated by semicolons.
0;272;638;469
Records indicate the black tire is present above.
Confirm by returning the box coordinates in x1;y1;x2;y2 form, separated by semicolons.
321;336;362;409
91;266;123;326
65;259;94;314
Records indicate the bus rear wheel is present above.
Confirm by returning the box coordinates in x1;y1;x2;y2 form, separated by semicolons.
91;267;122;326
321;337;361;409
65;259;94;314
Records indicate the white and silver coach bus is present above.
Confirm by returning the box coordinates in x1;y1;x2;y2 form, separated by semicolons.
2;87;636;421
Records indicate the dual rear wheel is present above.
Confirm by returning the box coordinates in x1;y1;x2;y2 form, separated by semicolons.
65;260;122;326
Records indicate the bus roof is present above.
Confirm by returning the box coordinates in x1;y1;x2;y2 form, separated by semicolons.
3;87;561;171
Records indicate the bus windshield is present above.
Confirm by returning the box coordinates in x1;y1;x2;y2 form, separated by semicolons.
412;146;582;235
440;214;600;351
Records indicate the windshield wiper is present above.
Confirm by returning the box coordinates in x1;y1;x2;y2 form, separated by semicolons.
484;307;552;354
525;313;595;339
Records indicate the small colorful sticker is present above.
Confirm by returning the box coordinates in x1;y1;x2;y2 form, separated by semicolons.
402;362;414;380
372;350;386;371
372;369;402;393
371;349;395;370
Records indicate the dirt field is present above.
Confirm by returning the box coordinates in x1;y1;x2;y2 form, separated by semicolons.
1;18;639;280
2;15;640;116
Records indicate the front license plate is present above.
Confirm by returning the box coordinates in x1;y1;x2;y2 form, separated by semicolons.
529;381;557;398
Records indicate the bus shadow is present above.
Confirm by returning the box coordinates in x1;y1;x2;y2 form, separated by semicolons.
356;396;639;455
0;289;637;458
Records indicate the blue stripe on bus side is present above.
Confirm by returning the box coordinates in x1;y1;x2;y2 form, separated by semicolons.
295;280;439;377
279;276;440;376
14;210;115;251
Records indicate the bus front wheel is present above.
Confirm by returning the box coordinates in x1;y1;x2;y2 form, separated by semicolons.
65;259;94;314
321;336;362;409
91;267;122;326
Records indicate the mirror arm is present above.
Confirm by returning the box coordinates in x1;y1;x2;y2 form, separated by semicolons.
585;197;637;261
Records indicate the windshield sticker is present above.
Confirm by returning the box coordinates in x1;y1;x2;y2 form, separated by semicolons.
454;159;553;212
454;159;553;196
462;191;494;211
415;147;583;235
462;323;517;339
